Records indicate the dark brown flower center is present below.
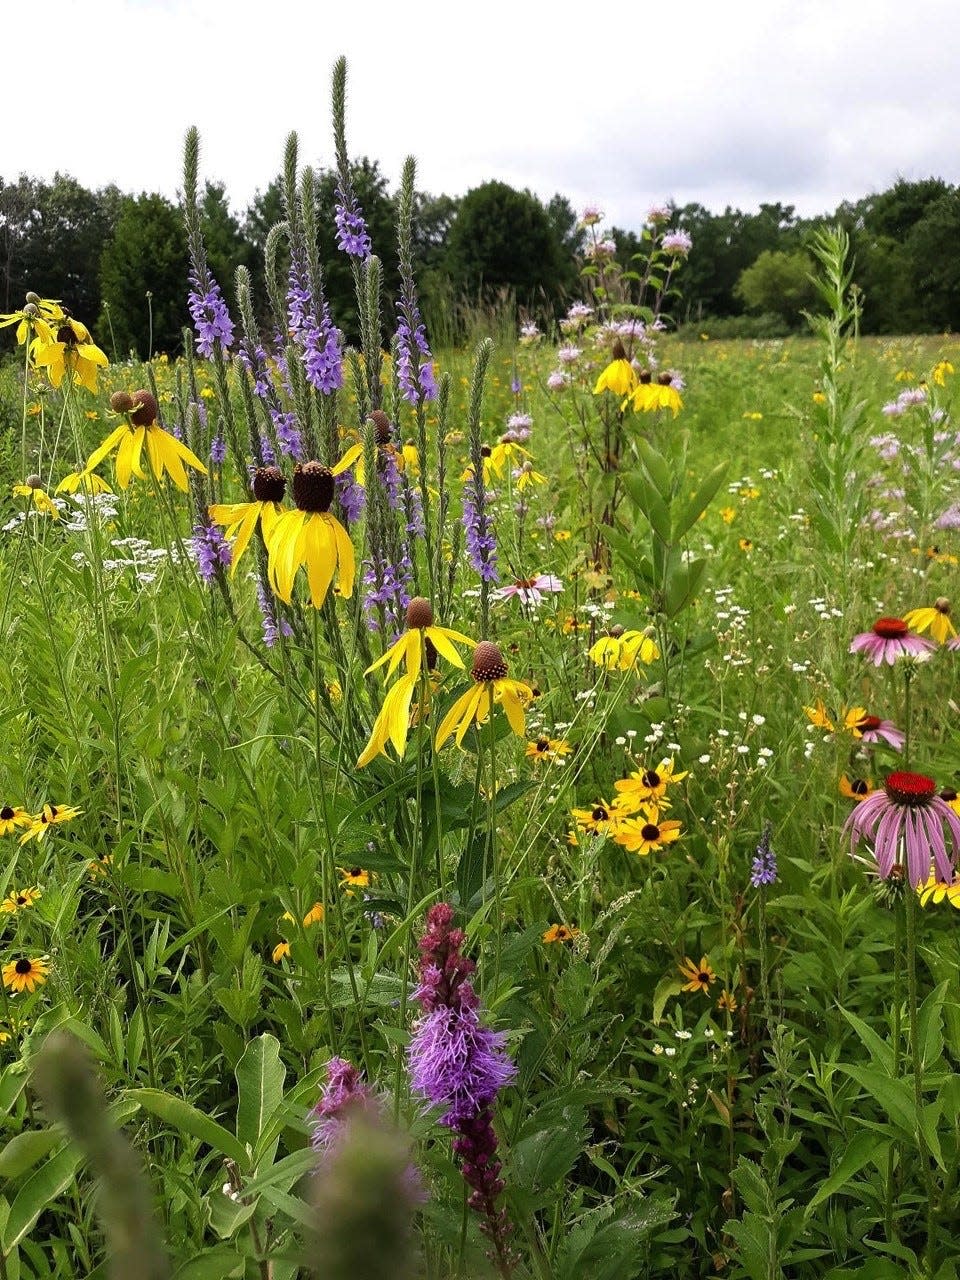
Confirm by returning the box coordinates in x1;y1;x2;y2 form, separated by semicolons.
0;807;13;821
641;770;661;788
292;462;334;513
471;641;508;683
884;771;936;806
856;715;882;732
15;896;26;906
872;616;908;639
940;788;958;802
253;466;286;503
851;778;870;796
639;369;652;384
129;390;158;427
56;324;78;346
536;738;550;752
406;597;434;629
480;444;492;457
657;372;673;386
698;971;710;984
591;806;609;821
611;339;627;361
14;959;31;975
935;598;951;615
369;409;392;445
41;806;57;823
641;823;661;840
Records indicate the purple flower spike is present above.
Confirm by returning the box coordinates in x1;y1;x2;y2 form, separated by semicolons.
192;523;232;584
188;271;235;357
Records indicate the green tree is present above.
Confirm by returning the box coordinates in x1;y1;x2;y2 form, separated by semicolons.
734;248;817;326
907;191;960;330
99;193;189;358
444;180;568;306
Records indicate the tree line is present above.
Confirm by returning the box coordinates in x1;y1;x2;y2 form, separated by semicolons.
1;165;957;356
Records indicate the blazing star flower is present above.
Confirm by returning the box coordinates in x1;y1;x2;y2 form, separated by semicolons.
904;599;956;645
19;803;82;845
678;956;715;993
493;574;563;607
208;466;287;578
266;459;357;609
191;523;232;584
2;957;49;994
365;597;474;684
845;770;960;888
850;616;936;665
31;314;108;393
434;643;533;749
84;391;207;492
311;1058;376;1152
615;808;683;856
593;341;638;398
188;272;235;357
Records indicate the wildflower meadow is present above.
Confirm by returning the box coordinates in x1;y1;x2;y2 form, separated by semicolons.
4;58;960;1280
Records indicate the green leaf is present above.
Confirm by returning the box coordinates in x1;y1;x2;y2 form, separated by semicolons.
172;1248;245;1279
805;1130;889;1212
672;460;729;539
653;977;684;1025
840;1009;894;1073
126;1089;247;1167
838;1065;914;1136
3;1146;82;1252
235;1034;285;1160
0;1131;62;1180
511;1124;584;1197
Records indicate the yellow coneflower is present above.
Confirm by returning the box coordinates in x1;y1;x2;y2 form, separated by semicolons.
11;481;60;520
357;673;418;768
55;470;112;495
589;629;660;671
434;643;534;749
84;391;206;491
0;806;32;838
19;803;82;845
678;956;715;993
32;314;107;393
624;373;682;417
542;924;580;944
0;294;60;345
266;459;357;609
208;466;287;577
365;598;474;684
2;957;49;994
0;887;41;914
904;599;956;645
593;341;638;399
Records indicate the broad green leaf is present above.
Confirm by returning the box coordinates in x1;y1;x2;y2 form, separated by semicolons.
805;1130;889;1212
126;1089;247;1167
839;1065;914;1136
840;1008;894;1073
172;1248;245;1279
235;1034;285;1159
3;1146;82;1251
0;1131;62;1180
672;460;729;539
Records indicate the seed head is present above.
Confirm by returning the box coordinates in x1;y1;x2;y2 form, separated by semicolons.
611;339;627;361
935;597;951;615
129;391;158;427
25;291;41;305
24;474;43;490
369;410;392;445
638;369;652;384
110;391;134;413
292;461;335;513
23;302;38;318
471;641;507;683
406;597;434;630
252;466;286;503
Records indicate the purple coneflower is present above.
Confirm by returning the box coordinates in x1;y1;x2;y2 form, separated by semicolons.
845;770;960;888
849;617;936;666
853;713;905;751
493;574;563;607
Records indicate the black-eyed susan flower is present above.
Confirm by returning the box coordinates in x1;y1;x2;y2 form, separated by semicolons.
12;479;60;519
366;597;474;684
2;957;49;994
357;673;418;768
542;923;580;944
0;887;41;914
717;989;738;1012
302;902;325;926
525;737;571;764
32;315;108;393
266;459;356;609
904;599;956;645
19;803;82;844
570;797;633;838
339;867;370;890
592;340;637;398
678;956;715;993
87;854;113;879
84;391;207;491
803;697;836;732
0;806;31;837
615;809;683;855
209;465;287;577
272;941;291;963
589;628;660;671
840;774;876;803
918;875;960;909
614;759;688;807
941;787;960;817
434;642;534;749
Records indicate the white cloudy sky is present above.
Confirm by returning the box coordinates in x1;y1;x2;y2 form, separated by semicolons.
7;0;959;229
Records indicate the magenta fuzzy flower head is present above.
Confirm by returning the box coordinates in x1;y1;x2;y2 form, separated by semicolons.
310;1057;376;1153
845;770;960;888
849;616;936;666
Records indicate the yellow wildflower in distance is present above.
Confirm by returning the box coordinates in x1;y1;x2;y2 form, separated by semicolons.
525;737;571;764
435;643;533;749
12;481;60;519
933;360;954;386
19;803;82;844
589;629;660;671
543;924;580;944
55;470;112;496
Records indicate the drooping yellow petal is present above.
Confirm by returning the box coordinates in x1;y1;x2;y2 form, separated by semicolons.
365;634;409;677
305;514;336;608
425;626;472;667
227;503;261;576
329;515;355;599
435;685;483;750
497;683;527;737
385;673;417;756
268;511;304;603
84;423;128;473
331;442;363;476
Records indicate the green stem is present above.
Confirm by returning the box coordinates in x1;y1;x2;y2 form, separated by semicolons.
885;905;904;1241
904;885;936;1266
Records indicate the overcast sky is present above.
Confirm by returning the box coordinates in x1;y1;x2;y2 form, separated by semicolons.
7;0;959;231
